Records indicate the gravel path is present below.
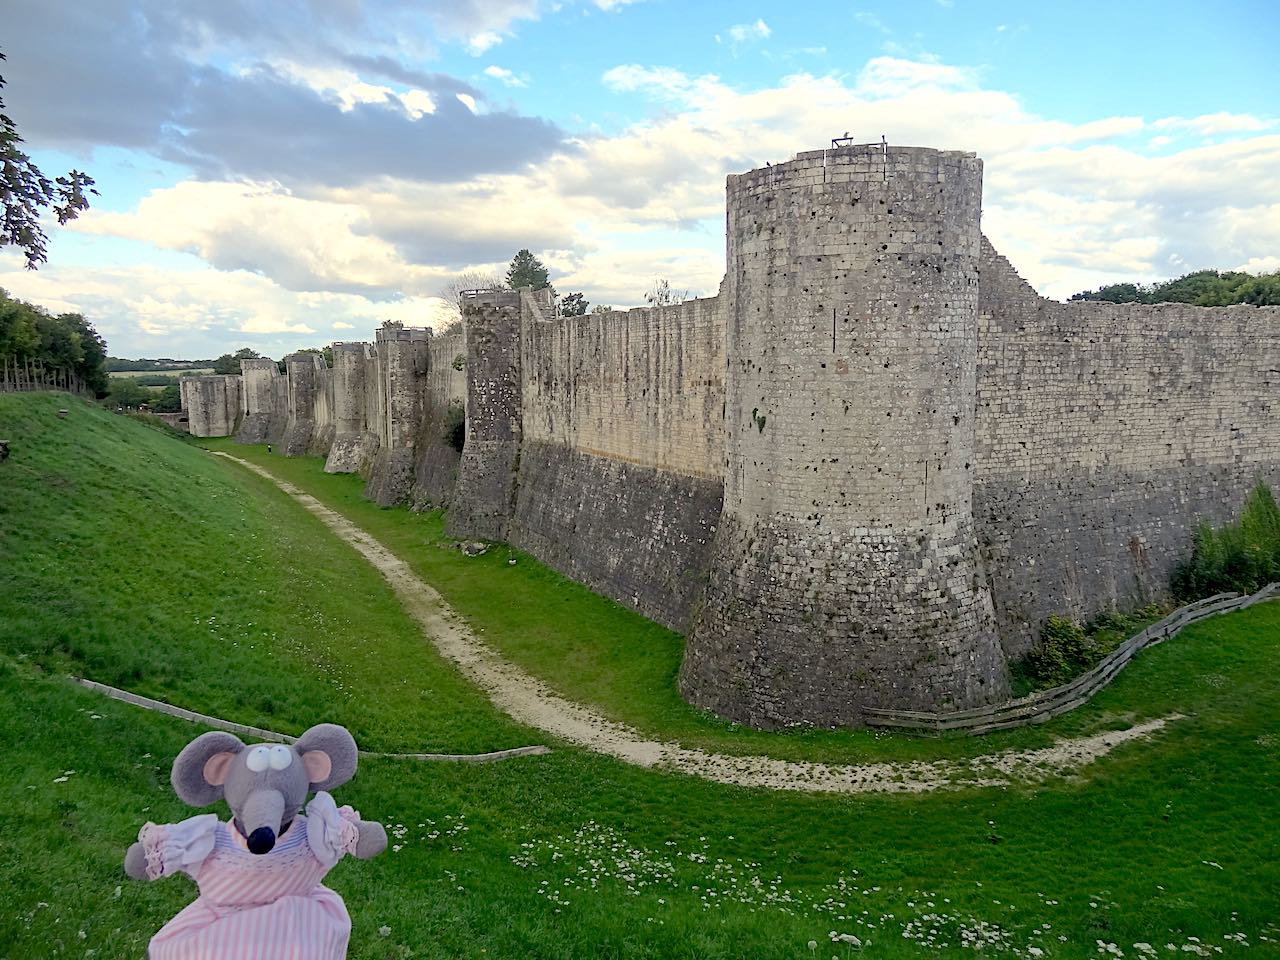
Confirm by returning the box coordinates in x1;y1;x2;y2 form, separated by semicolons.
214;452;1182;794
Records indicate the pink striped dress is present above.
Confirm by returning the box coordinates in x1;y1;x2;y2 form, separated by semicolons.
138;792;362;959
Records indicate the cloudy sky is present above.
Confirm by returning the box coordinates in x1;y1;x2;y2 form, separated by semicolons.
2;0;1277;360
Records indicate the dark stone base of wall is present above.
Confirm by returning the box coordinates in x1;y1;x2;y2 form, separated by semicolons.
508;441;723;633
309;423;335;458
235;413;281;446
680;513;1008;729
325;432;379;474
977;461;1280;657
365;447;416;507
446;439;520;541
281;420;315;457
411;443;460;511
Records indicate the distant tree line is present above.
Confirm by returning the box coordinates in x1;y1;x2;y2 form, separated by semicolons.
1069;268;1280;307
0;288;109;395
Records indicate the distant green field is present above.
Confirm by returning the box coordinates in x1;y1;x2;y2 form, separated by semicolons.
2;392;1277;960
108;367;214;378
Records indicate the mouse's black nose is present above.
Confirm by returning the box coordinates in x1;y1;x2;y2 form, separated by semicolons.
247;827;276;855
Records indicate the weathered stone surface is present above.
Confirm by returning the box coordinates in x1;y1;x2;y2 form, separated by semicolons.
236;359;287;445
180;375;241;437
446;290;524;539
974;240;1280;655
510;441;723;633
281;352;329;456
324;342;379;474
681;146;1008;728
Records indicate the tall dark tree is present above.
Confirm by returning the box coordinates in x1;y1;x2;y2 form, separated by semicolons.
560;292;589;316
506;249;550;290
0;50;96;269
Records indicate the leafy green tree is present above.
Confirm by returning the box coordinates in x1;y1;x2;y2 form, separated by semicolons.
0;50;96;269
560;292;589;316
212;347;262;375
1070;268;1280;307
590;304;614;314
0;289;108;393
506;249;550;290
105;376;151;409
150;383;183;413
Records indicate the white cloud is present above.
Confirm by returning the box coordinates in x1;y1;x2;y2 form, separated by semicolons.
728;19;772;42
1152;112;1275;136
1238;255;1280;273
484;65;528;87
267;60;438;118
332;321;356;330
466;31;504;55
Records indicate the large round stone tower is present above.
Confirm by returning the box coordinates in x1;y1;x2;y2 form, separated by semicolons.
680;144;1008;728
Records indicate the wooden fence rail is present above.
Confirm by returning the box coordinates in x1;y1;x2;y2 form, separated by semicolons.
864;583;1279;736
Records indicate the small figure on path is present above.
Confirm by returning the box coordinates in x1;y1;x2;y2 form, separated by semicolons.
124;723;387;959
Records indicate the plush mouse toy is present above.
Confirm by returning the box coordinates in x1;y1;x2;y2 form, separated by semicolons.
125;723;387;959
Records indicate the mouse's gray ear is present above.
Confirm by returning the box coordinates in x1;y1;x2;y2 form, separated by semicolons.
294;724;358;791
171;731;245;806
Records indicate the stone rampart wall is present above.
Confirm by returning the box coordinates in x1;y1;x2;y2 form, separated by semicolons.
178;143;1280;728
507;296;727;630
975;240;1280;653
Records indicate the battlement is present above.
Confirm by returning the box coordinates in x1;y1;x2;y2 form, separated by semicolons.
374;323;432;344
727;144;981;200
461;288;522;311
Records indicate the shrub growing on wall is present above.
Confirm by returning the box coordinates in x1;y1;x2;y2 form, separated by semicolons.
1172;481;1280;600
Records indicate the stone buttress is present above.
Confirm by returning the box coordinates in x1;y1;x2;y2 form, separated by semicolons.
446;289;524;540
235;358;287;445
680;145;1009;727
180;375;242;438
364;323;431;505
325;342;380;473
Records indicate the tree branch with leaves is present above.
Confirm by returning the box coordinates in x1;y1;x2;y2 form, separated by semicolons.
0;50;97;269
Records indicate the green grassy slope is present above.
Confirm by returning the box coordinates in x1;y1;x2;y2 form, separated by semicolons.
0;394;531;754
1;395;1277;959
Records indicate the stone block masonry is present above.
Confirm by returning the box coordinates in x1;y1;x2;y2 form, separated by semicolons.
236;359;287;445
446;290;524;540
181;142;1280;729
180;375;241;438
680;146;1007;728
974;240;1280;656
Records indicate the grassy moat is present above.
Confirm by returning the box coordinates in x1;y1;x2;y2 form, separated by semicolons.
1;392;1277;958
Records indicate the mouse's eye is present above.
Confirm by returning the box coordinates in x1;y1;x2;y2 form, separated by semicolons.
245;746;271;773
268;745;293;770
